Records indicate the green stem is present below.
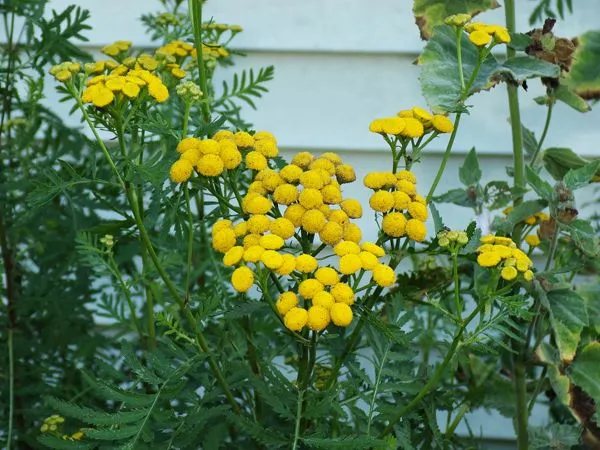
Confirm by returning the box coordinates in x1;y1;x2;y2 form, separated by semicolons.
504;0;525;243
426;113;463;203
379;303;483;437
184;185;194;300
189;0;211;123
291;388;305;450
445;402;469;436
452;250;462;321
514;360;529;450
7;327;14;450
456;28;465;90
182;101;191;137
367;344;391;436
530;98;554;165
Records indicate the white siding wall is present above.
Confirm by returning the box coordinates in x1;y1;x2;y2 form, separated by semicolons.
42;0;600;441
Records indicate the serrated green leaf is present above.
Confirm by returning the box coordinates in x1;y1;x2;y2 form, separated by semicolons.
434;188;472;207
37;435;94;449
46;397;149;426
412;0;499;40
84;425;140;440
522;123;538;156
526;166;553;200
569;342;600;403
547;289;588;362
429;202;443;233
303;435;387;449
554;83;592;112
563;160;600;190
82;372;157;407
563;30;600;100
459;147;481;186
563;219;600;257
529;423;582;449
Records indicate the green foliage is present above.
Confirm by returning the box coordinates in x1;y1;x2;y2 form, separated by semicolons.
412;0;500;40
419;25;560;112
563;30;600;100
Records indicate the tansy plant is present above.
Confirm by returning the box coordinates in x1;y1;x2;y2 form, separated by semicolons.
7;0;598;449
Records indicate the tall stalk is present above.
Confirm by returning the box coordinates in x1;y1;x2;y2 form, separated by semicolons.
504;1;529;448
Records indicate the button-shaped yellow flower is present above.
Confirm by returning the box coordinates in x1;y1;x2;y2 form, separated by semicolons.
315;267;340;286
382;212;407;237
339;254;362;275
469;30;492;47
301;209;327;234
406;219;427;242
223;246;244;266
330;303;353;327
330;283;354;305
372;264;396;287
319;221;344;245
312;291;335;310
284;307;308;331
340;199;362;219
307;305;331;331
261;250;284;270
169;159;194;183
270;218;295;239
295;254;318;273
231;266;254;293
197;154;224;177
276;292;298;315
298;279;324;299
369;191;395;213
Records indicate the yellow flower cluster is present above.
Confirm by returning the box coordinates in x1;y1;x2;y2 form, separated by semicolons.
40;414;85;441
169;130;279;183
364;169;428;242
75;39;195;108
476;235;534;281
101;40;132;57
369;106;454;138
465;23;511;47
208;144;396;332
444;14;511;47
156;40;195;61
275;239;393;333
49;62;81;82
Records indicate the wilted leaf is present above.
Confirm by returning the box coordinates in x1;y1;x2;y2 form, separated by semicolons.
546;289;588;362
413;0;499;40
554;83;592;112
564;30;600;100
569;342;600;403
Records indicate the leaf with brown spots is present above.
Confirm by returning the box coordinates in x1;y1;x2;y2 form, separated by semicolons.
413;0;500;40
